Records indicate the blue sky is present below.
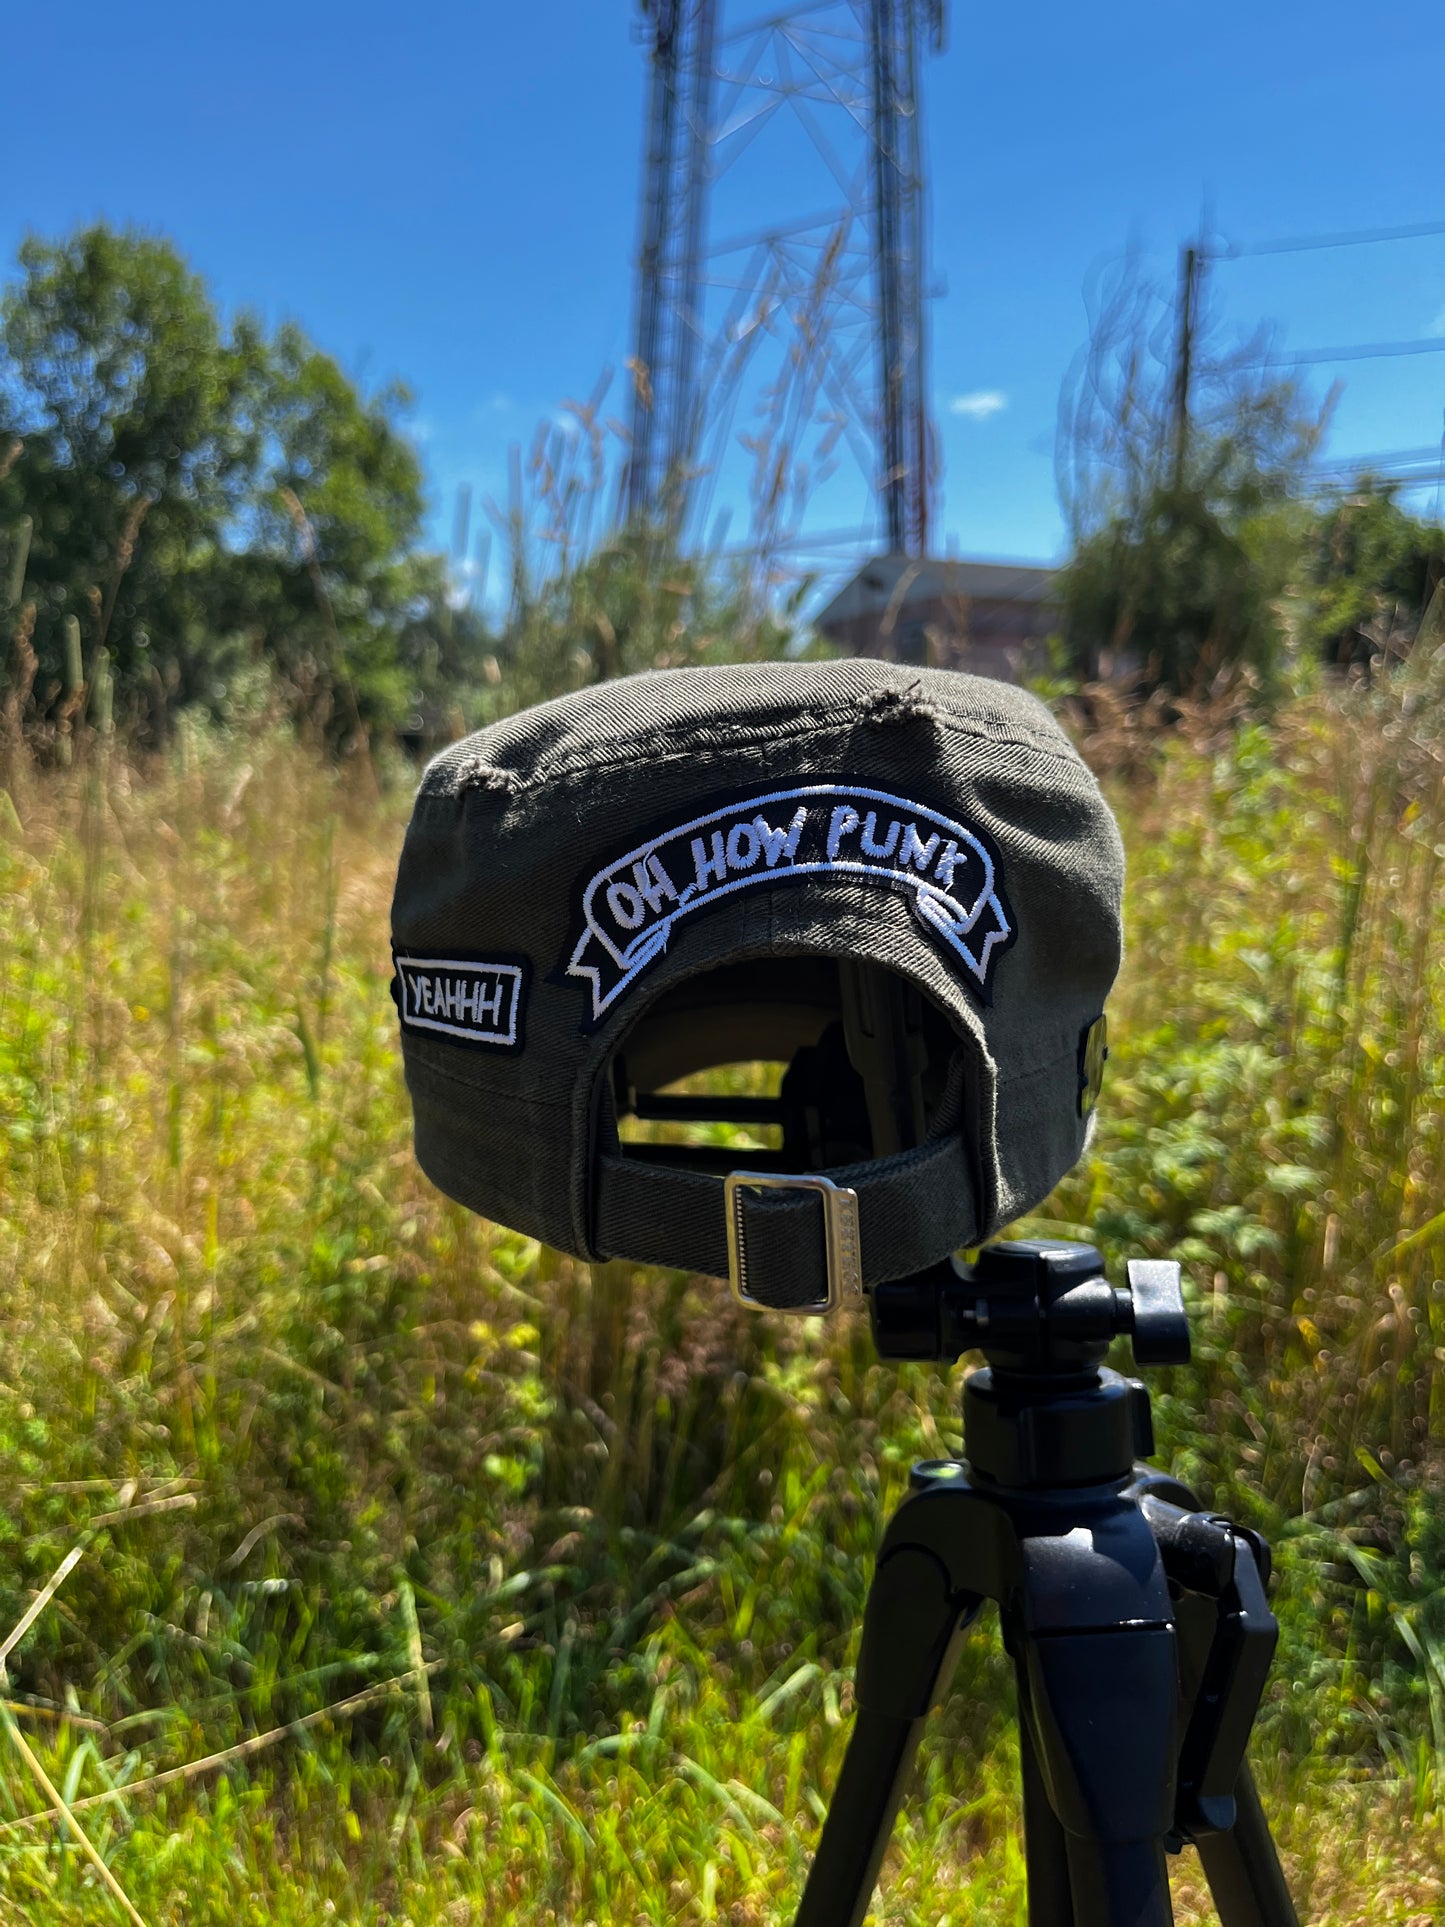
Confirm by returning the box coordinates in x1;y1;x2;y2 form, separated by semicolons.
4;0;1444;595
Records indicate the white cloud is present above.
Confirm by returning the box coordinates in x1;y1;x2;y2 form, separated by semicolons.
949;389;1008;420
1427;304;1445;339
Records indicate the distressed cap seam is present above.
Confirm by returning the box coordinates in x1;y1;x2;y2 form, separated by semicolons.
419;705;1087;801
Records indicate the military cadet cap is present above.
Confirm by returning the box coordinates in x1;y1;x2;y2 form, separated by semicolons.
390;658;1123;1312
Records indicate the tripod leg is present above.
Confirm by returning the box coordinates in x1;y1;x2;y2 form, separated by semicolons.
1193;1767;1300;1927
1062;1834;1173;1927
1017;1690;1075;1927
793;1704;946;1927
793;1548;977;1927
1021;1626;1180;1927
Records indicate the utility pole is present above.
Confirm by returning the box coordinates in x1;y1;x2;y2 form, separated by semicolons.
1171;241;1202;492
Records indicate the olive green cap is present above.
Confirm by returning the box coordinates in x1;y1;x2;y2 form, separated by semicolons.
391;659;1123;1299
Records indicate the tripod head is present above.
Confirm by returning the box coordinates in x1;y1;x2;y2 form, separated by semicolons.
870;1238;1190;1373
871;1238;1192;1487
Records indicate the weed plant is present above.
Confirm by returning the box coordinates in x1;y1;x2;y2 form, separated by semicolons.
0;652;1441;1923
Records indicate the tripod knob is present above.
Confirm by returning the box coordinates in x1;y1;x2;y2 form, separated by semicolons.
1125;1260;1191;1366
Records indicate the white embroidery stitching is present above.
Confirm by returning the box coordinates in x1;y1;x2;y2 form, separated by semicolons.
567;784;1012;1021
396;957;524;1047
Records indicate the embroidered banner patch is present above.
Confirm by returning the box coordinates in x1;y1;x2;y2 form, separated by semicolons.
566;784;1013;1021
394;954;527;1050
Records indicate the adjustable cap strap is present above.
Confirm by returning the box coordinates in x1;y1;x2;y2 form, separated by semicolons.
593;1129;982;1307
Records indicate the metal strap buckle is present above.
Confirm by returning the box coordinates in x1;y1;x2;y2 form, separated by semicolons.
724;1170;864;1315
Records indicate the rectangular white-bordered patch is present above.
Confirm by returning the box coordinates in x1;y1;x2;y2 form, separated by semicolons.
394;954;527;1051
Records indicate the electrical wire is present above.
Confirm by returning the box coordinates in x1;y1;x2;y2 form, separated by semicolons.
1218;216;1445;260
1315;470;1445;493
1255;337;1445;367
1306;445;1444;473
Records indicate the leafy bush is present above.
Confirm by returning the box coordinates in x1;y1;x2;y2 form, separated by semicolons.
1306;488;1445;672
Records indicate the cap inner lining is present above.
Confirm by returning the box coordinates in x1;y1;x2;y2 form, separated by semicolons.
606;955;965;1178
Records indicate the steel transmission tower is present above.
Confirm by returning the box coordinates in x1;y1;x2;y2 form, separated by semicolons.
625;0;945;562
627;2;717;536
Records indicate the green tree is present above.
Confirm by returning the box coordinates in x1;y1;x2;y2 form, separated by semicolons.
220;324;439;741
1056;249;1328;697
0;223;453;742
0;225;266;720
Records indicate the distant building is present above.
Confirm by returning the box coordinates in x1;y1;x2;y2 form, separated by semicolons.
813;554;1060;683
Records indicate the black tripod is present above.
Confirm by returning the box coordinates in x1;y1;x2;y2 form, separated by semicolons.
791;1239;1301;1927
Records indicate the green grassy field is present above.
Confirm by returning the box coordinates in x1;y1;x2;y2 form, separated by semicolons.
0;663;1442;1925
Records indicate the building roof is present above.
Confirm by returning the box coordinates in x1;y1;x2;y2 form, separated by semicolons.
814;553;1060;633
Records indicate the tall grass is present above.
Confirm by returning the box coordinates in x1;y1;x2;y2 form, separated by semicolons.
477;380;817;723
0;652;1441;1923
1048;635;1445;1807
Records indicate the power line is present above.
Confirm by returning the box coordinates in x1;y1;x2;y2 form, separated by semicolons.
1307;444;1443;474
1195;218;1445;522
1317;470;1445;494
1219;216;1445;260
1256;336;1445;367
